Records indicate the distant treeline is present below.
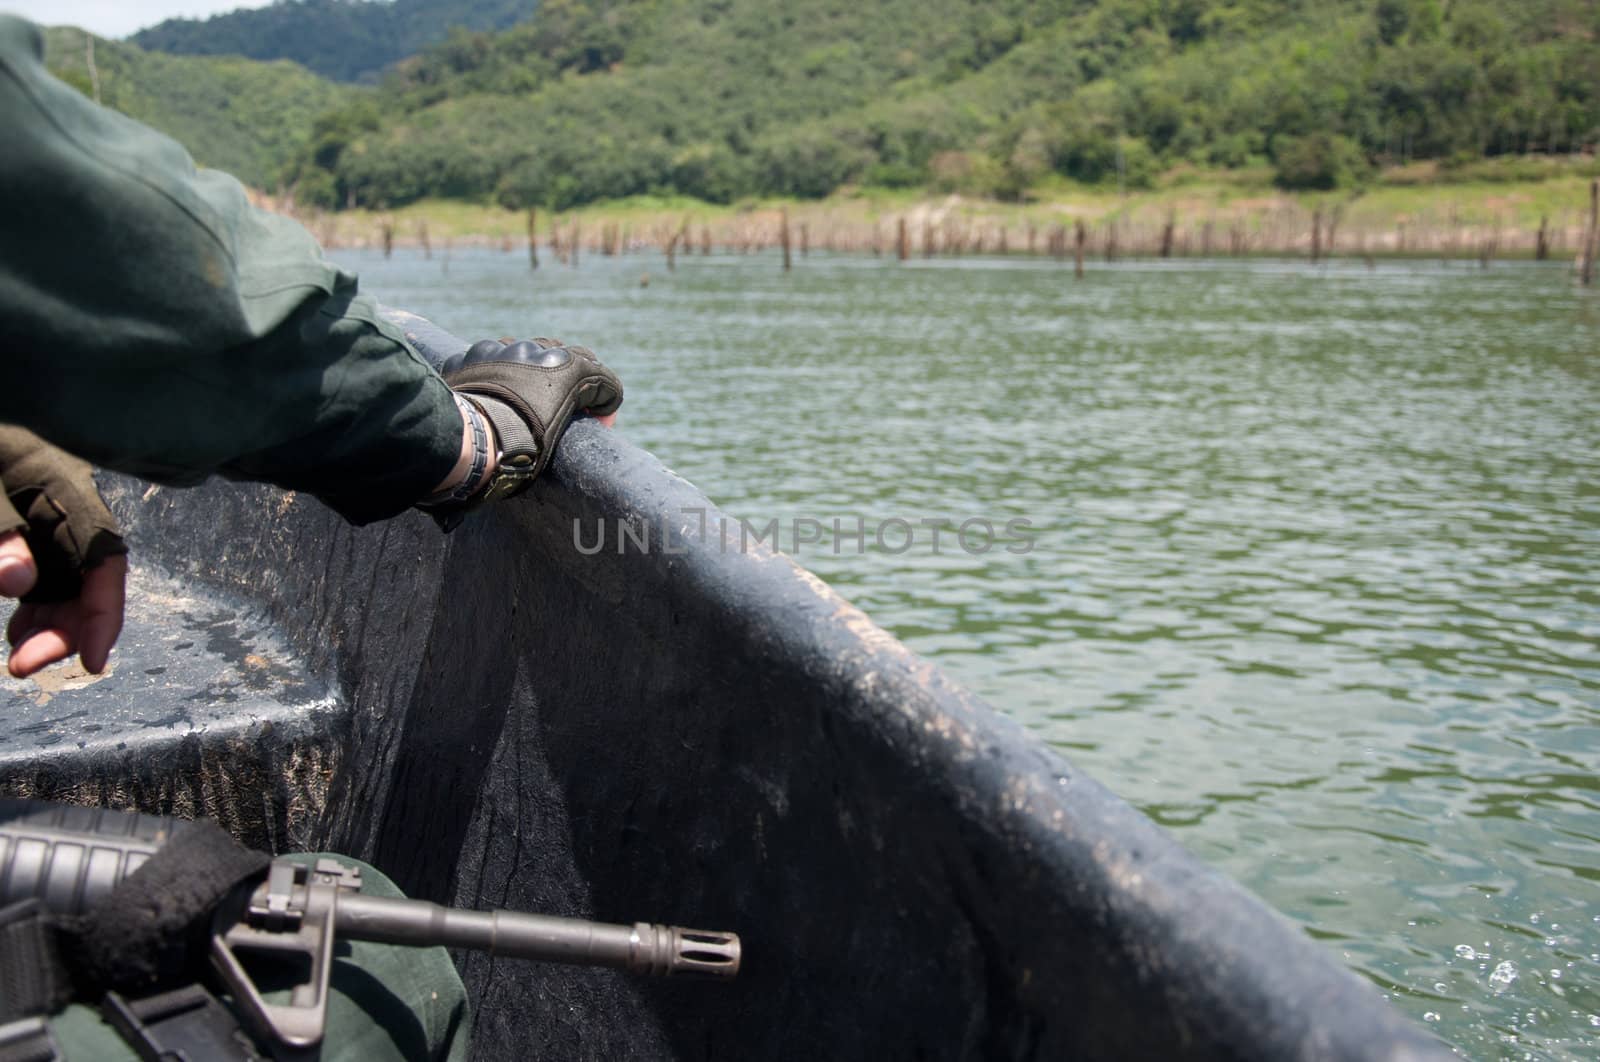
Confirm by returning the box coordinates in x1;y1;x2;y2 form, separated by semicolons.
269;0;1598;210
67;1;1600;210
44;27;351;189
131;0;534;83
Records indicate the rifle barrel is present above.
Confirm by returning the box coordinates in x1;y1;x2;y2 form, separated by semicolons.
332;892;740;978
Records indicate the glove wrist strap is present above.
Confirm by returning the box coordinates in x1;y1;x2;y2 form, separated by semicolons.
468;395;539;501
418;395;492;509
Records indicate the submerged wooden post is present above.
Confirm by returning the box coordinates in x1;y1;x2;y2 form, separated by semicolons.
702;225;712;255
896;217;909;261
1159;213;1175;258
1582;181;1598;287
1074;220;1085;279
1535;216;1549;261
781;209;792;272
571;220;580;268
419;220;432;260
1310;209;1322;264
923;221;935;258
526;208;539;270
800;222;809;257
381;218;394;259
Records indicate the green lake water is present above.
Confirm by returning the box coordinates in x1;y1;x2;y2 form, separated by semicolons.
355;246;1599;1058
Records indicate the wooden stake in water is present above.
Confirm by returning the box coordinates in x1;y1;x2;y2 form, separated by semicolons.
419;220;431;260
1535;216;1549;261
897;217;909;261
781;209;792;272
1074;220;1086;279
527;208;539;270
1582;180;1599;286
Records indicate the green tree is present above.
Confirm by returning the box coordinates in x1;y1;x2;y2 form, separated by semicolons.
1272;132;1369;189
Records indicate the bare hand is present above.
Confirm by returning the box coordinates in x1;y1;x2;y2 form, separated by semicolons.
1;530;126;678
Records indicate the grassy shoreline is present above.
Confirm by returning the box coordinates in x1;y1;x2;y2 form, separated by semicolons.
266;162;1600;265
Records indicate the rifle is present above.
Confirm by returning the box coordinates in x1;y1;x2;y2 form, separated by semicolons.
0;799;739;1059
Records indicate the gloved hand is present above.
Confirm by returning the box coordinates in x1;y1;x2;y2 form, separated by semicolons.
424;337;623;525
0;426;128;678
0;426;127;603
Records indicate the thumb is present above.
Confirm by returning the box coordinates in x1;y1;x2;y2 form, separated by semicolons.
0;531;36;599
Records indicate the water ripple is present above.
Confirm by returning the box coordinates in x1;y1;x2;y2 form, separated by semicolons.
355;248;1599;1056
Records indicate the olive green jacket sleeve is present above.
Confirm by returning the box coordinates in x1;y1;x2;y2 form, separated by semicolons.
0;16;460;525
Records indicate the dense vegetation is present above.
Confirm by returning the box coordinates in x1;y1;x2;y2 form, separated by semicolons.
44;27;353;189
65;1;1600;209
270;0;1599;210
131;0;534;83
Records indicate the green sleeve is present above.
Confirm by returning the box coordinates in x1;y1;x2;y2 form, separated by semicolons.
0;16;460;525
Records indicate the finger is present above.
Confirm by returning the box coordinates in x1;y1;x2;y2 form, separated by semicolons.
0;530;36;598
77;555;127;674
8;620;74;679
6;599;37;646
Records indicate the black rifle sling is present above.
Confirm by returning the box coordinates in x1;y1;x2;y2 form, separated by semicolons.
0;900;74;1023
70;818;270;993
0;819;269;1059
0;815;267;1055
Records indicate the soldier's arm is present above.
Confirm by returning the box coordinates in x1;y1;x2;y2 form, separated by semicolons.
0;14;463;526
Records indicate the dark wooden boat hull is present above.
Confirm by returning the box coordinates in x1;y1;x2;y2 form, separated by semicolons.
0;423;1447;1060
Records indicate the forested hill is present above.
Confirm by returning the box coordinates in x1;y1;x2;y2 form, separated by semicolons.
43;27;352;189
131;0;536;82
54;0;1600;211
279;0;1598;210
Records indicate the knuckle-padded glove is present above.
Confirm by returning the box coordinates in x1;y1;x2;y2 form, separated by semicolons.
0;426;128;603
440;337;623;500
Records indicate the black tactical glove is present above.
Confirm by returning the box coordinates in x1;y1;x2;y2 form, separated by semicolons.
423;337;623;527
0;426;128;603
